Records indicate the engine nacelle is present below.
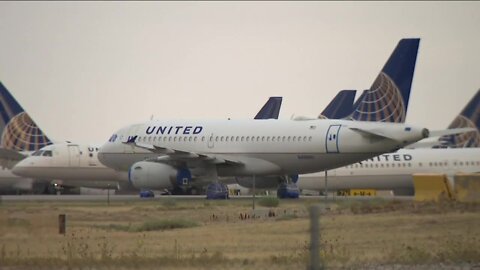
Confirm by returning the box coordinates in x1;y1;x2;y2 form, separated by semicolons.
129;161;191;190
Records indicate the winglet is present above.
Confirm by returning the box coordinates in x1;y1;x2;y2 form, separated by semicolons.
254;97;282;119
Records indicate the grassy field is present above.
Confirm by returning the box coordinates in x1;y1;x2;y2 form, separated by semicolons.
0;197;479;269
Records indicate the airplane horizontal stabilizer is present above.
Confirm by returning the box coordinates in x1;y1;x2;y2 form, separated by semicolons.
123;140;242;165
428;128;476;138
349;127;395;140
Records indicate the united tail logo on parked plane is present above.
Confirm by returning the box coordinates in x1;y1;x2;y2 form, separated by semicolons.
348;38;420;123
350;72;406;123
0;82;52;151
439;89;480;148
443;115;480;148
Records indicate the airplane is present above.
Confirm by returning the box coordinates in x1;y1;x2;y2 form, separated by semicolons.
94;39;434;194
297;89;480;195
297;148;480;196
97;118;428;194
0;81;54;194
11;96;285;194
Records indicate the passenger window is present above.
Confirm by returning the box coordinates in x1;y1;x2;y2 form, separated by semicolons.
308;136;312;142
220;136;224;142
266;137;270;142
246;136;249;142
272;136;276;142
201;136;205;142
292;136;296;142
241;136;244;142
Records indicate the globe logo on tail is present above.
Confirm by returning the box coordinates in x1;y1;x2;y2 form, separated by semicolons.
1;112;51;151
351;72;406;123
442;115;480;148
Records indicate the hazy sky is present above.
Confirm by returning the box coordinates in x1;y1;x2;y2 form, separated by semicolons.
0;2;479;144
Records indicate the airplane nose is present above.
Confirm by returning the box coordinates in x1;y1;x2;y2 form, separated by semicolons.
11;160;31;176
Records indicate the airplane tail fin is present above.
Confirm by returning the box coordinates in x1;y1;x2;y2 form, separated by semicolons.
318;90;356;119
254;97;282;119
350;38;420;123
439;89;480;148
0;82;52;151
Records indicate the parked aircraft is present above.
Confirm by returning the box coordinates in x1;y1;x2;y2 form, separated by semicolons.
297;148;480;195
0;81;53;194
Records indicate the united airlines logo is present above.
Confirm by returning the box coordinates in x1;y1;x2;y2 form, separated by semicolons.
0;112;51;151
441;115;480;148
145;125;203;135
351;72;406;123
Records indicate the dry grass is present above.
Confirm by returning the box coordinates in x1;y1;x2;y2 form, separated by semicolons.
0;198;479;269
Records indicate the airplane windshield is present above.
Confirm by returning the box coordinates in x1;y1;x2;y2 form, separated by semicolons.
32;150;44;156
42;150;53;157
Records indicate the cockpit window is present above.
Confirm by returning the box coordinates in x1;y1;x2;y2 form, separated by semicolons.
108;134;118;142
42;150;53;157
32;150;44;156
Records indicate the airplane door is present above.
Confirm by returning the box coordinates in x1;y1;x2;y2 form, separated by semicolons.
207;133;215;149
325;125;341;153
67;145;81;167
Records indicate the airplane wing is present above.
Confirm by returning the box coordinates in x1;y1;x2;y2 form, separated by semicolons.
427;128;476;137
124;137;243;166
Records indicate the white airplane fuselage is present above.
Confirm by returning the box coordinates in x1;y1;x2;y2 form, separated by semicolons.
98;119;429;178
12;143;129;189
297;148;480;192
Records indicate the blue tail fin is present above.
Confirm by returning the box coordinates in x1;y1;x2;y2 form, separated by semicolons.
0;82;52;151
319;90;356;119
350;38;420;123
440;89;480;148
254;97;282;119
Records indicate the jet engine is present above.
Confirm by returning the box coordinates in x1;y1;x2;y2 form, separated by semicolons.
128;161;192;190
